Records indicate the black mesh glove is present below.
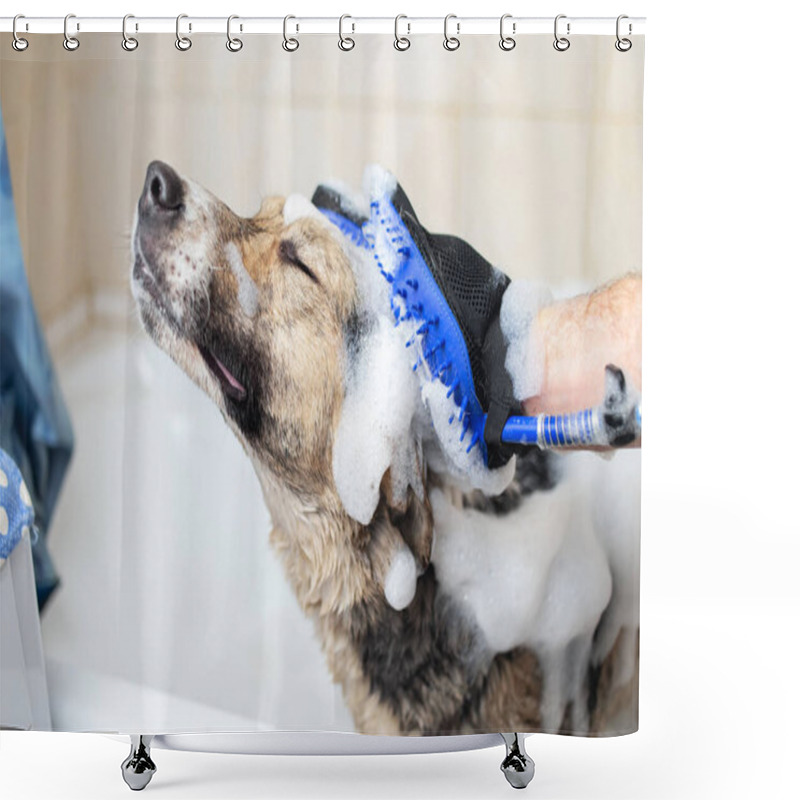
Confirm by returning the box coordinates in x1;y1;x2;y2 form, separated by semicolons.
313;179;523;470
389;184;522;469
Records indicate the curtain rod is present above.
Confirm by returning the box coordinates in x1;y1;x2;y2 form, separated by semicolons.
1;16;646;37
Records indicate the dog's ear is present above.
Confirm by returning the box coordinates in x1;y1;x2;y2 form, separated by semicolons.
379;470;433;570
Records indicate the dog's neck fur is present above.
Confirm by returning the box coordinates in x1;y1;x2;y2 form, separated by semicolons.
251;459;401;618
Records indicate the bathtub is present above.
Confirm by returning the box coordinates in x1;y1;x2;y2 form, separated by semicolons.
40;323;535;791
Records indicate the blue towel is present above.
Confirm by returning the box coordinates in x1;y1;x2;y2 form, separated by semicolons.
0;448;36;567
0;103;74;609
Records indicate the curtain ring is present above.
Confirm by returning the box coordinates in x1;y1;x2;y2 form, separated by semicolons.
63;13;80;51
122;14;139;51
12;15;29;52
338;14;355;51
499;14;516;51
553;14;570;52
283;15;299;52
443;14;460;51
615;15;632;52
175;14;192;51
227;15;243;52
394;15;410;51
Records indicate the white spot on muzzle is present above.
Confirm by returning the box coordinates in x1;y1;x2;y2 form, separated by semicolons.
225;242;259;318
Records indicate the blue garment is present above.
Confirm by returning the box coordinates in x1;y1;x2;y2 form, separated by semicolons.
0;448;36;566
0;103;74;609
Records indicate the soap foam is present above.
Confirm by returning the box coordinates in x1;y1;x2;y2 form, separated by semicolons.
383;542;419;611
430;449;640;732
224;242;259;318
332;310;423;525
500;279;552;402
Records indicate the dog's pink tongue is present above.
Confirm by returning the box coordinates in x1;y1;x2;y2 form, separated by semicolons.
213;353;246;395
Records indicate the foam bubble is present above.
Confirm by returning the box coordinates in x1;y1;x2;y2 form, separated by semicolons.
384;543;418;610
430;449;640;732
500;279;552;401
224;242;259;318
332;312;422;525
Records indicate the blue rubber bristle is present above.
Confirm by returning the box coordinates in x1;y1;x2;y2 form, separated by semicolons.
423;340;445;360
318;194;492;467
435;361;452;380
465;430;482;454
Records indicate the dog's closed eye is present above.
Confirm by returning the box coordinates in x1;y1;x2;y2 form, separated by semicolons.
279;239;318;284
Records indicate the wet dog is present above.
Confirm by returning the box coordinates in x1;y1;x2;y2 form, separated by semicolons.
131;161;640;736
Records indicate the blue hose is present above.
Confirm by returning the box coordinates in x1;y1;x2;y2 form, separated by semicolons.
500;404;641;449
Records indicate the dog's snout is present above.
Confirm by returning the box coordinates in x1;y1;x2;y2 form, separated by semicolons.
140;160;184;217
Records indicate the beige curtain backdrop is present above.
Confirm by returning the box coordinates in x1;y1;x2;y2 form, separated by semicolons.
0;32;643;731
1;32;643;350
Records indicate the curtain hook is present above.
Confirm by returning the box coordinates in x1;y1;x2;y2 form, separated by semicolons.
175;14;192;52
283;15;299;52
394;15;410;51
175;14;192;51
615;15;632;52
338;14;355;51
227;15;243;52
499;14;516;51
12;14;29;52
553;14;570;52
63;13;80;51
443;14;460;51
122;14;139;51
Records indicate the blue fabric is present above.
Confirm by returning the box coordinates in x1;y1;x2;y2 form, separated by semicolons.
0;448;36;566
0;103;74;609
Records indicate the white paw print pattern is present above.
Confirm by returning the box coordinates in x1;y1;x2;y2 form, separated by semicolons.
0;455;36;569
0;466;7;566
0;469;8;535
19;478;32;507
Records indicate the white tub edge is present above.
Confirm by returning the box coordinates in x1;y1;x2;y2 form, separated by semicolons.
104;731;511;756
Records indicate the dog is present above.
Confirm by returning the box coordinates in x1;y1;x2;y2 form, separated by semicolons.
131;160;640;736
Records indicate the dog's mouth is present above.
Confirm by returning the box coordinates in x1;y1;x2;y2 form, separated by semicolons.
196;343;247;402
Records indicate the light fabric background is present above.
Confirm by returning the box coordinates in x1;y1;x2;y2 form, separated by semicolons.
0;33;643;733
1;33;642;344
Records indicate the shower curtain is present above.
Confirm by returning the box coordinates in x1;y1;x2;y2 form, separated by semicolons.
0;27;643;738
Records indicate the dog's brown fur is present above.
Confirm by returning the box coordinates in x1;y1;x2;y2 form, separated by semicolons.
131;163;638;736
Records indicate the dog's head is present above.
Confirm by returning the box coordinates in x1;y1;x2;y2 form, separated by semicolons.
131;161;360;498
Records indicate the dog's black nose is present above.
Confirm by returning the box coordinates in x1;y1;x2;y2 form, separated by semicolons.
140;160;184;216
